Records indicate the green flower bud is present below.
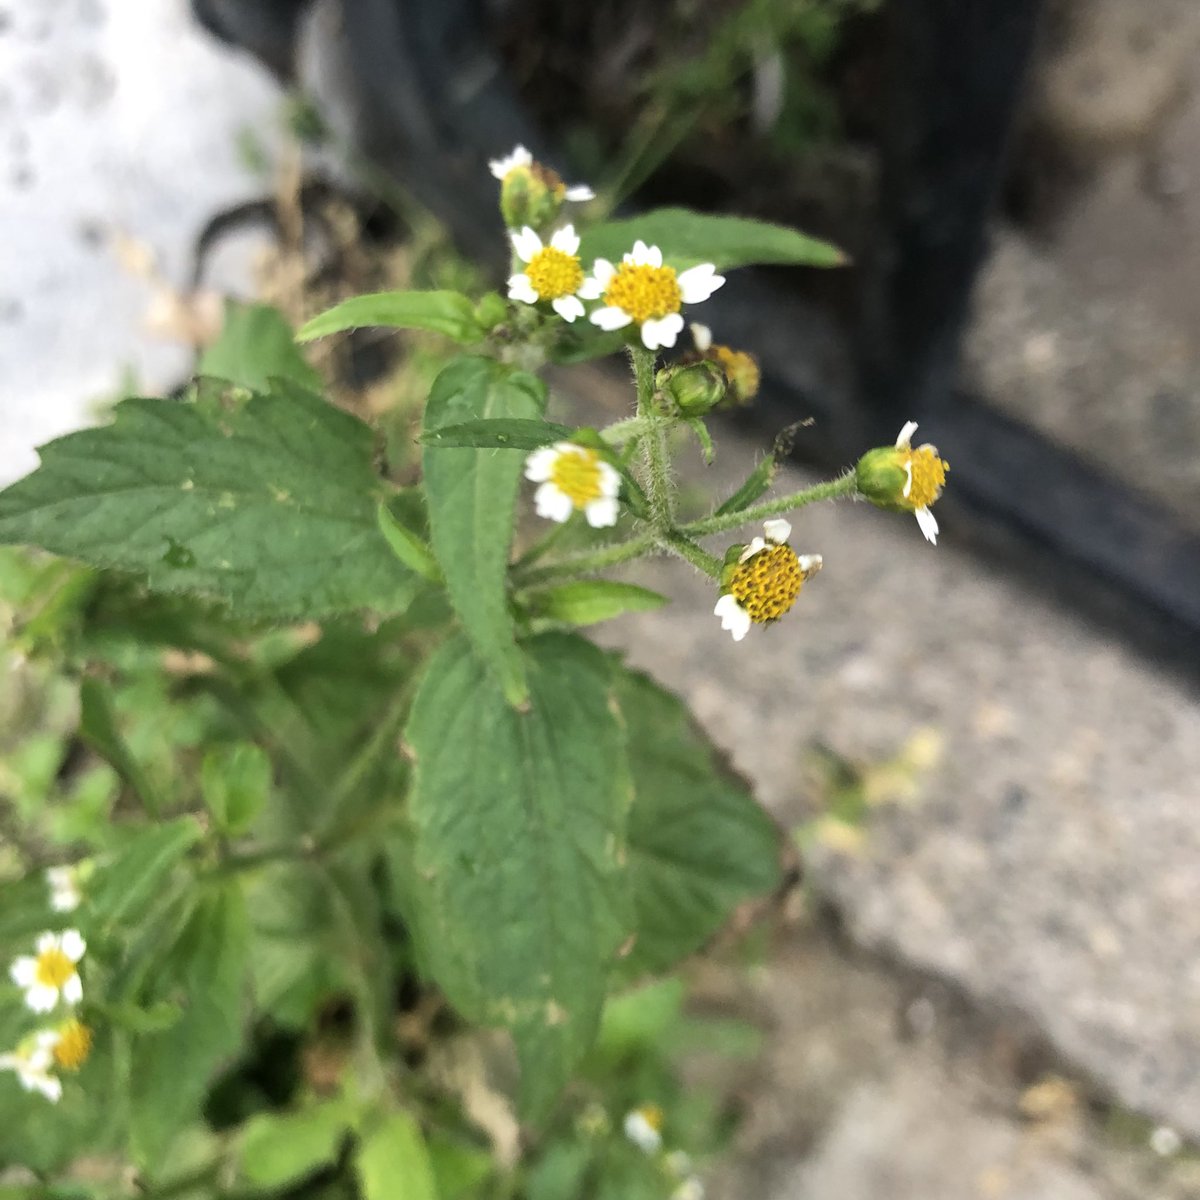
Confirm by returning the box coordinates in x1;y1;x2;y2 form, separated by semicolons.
656;360;727;417
500;164;564;231
854;445;912;512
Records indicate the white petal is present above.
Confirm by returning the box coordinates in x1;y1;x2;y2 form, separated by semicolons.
589;258;615;288
511;226;543;263
551;295;585;322
489;145;531;179
585;497;620;528
690;322;713;351
596;460;622;497
534;482;574;523
902;459;914;499
644;313;684;350
714;594;752;642
50;888;79;913
915;505;939;545
62;973;83;1005
524;447;558;482
507;274;538;305
896;420;919;448
677;263;725;304
738;536;768;564
26;984;58;1013
550;224;580;255
577;277;605;300
35;933;57;955
797;553;823;575
33;1073;62;1103
591;306;633;332
763;518;791;544
626;240;649;264
623;1111;662;1153
564;184;595;201
10;957;36;987
60;930;85;962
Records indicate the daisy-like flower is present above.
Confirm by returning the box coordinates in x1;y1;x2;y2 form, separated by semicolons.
623;1104;665;1154
688;322;760;405
524;442;621;528
46;865;82;913
581;241;724;351
508;225;590;322
488;144;594;201
10;930;86;1012
713;519;822;642
489;145;534;181
0;1034;62;1102
854;421;949;545
44;1018;93;1073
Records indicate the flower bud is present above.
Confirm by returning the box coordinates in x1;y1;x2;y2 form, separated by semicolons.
500;164;568;231
854;445;912;512
656;360;727;416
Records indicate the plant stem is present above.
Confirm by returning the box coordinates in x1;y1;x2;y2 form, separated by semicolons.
683;471;859;538
599;414;650;444
661;532;722;578
512;531;659;587
631;345;674;528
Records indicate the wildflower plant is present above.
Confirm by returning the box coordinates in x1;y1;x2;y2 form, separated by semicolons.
0;144;946;1192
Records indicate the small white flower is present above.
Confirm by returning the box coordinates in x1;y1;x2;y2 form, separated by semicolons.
714;521;821;641
623;1105;664;1154
488;144;594;201
10;930;86;1013
507;225;591;322
489;144;533;180
671;1178;705;1200
582;241;725;350
524;442;621;528
0;1035;62;1103
893;420;947;546
46;865;82;913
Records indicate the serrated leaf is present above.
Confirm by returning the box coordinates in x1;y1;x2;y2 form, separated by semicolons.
198;301;323;392
422;357;546;707
526;580;667;626
87;818;202;931
613;666;780;977
0;381;418;620
131;883;249;1168
79;676;162;814
579;208;846;272
238;1100;354;1190
355;1111;437;1200
201;742;270;836
405;633;631;1118
421;417;573;450
297;290;484;344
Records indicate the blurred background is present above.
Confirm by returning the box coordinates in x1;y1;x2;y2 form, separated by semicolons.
2;1;1200;1196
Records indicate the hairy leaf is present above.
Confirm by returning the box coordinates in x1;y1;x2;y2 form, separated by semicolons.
87;817;203;931
421;417;573;450
405;633;631;1118
0;381;417;619
198;301;323;392
526;580;668;626
297;290;484;344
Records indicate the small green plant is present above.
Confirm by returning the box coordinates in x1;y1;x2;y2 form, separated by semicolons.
0;145;946;1196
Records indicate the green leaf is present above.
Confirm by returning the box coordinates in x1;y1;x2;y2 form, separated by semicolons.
297;290;484;344
426;1132;494;1200
199;301;323;392
405;633;631;1118
79;675;162;815
614;665;780;976
0;381;418;620
201;742;270;836
354;1111;438;1200
100;1000;184;1034
131;883;249;1168
238;1100;354;1190
378;501;441;583
526;581;668;626
87;818;202;930
422;357;546;707
714;454;777;516
421;417;573;450
579;208;846;272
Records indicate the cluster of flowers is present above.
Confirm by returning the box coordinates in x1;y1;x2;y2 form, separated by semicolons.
623;1104;705;1200
1;866;92;1103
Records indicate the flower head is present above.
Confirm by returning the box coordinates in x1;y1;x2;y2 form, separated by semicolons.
714;520;822;642
489;145;594;228
855;421;948;545
508;225;590;322
46;865;82;913
0;1034;62;1102
10;930;86;1012
582;242;724;350
525;442;621;528
624;1103;664;1154
688;323;760;405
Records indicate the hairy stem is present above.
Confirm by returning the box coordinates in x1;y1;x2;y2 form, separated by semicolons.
512;531;659;587
683;471;859;538
661;532;722;578
630;345;674;529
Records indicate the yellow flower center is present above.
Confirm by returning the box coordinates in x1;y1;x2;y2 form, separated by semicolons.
638;1104;665;1133
728;544;804;624
711;345;760;403
550;448;605;507
604;263;682;323
525;247;584;301
35;947;74;990
904;446;949;510
52;1020;92;1071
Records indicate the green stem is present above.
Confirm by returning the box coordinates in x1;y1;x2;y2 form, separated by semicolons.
599;415;651;444
512;531;658;587
631;346;674;528
683;471;859;538
661;533;722;578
